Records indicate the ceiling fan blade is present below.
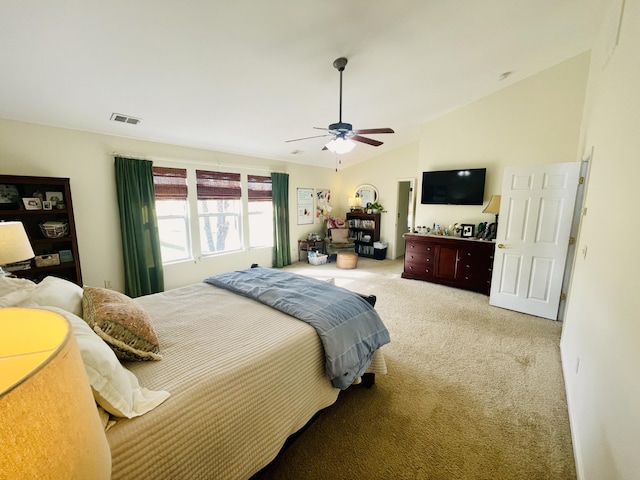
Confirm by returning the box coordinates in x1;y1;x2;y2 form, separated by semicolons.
352;135;383;147
313;127;330;131
353;128;395;135
285;134;332;143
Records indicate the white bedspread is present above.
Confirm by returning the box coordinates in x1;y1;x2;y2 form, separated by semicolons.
106;283;386;479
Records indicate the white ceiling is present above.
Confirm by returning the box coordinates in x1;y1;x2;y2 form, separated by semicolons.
0;0;606;169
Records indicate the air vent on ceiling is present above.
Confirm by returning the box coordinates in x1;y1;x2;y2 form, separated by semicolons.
110;113;142;125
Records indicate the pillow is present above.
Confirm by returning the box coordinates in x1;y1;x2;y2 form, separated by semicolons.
0;276;36;307
17;276;83;317
331;228;350;243
82;286;162;362
38;306;170;418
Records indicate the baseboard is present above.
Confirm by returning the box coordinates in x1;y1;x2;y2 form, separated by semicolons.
560;344;584;480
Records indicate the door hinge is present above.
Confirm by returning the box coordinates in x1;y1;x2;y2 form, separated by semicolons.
560;292;567;301
569;236;576;245
579;176;584;185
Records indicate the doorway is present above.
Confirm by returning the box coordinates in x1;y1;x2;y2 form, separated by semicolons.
394;178;415;258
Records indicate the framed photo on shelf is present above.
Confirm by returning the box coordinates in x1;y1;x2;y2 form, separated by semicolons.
0;184;20;209
42;200;53;210
461;224;475;238
23;197;42;210
45;191;64;205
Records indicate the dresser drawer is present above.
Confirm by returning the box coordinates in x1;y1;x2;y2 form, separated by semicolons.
405;241;435;257
403;258;434;278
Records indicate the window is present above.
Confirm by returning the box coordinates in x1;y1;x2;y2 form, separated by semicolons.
247;174;273;248
152;167;191;263
196;170;242;255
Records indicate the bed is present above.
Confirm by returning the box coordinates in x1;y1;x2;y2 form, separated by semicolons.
1;268;389;479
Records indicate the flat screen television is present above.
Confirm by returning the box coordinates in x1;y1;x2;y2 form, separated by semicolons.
421;168;486;205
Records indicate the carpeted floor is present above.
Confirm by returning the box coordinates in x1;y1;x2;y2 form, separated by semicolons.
254;257;575;480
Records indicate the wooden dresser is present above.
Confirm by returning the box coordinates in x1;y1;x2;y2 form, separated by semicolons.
402;234;495;295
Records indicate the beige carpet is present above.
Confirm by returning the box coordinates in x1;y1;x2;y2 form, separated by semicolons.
255;257;575;480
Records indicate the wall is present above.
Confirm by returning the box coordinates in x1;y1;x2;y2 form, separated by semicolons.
416;51;590;230
0;119;337;291
561;0;640;478
337;141;419;259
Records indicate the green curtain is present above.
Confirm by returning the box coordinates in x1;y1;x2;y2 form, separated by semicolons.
114;157;165;297
271;172;291;268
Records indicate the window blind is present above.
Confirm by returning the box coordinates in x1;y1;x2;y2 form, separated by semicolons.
247;175;272;202
196;170;241;200
152;167;188;200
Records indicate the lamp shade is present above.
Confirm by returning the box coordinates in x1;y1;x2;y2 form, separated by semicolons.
348;196;362;208
482;195;501;215
0;221;35;265
325;137;356;154
0;308;111;479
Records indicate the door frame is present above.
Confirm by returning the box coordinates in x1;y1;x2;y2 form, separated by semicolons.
395;178;416;258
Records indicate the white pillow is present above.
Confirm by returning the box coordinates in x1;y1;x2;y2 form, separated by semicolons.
38;306;170;418
18;276;83;317
0;276;36;307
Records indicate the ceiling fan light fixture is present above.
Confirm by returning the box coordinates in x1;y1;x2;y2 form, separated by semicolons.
325;137;355;154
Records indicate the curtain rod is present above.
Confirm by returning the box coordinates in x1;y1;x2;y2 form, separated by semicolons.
109;151;286;174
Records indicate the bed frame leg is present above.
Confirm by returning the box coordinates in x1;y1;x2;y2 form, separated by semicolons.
362;373;375;388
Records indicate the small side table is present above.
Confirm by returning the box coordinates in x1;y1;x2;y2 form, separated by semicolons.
298;239;325;261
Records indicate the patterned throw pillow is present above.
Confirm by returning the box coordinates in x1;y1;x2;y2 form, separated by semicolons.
82;286;161;361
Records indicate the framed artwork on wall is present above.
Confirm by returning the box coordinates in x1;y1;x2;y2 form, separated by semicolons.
297;188;313;225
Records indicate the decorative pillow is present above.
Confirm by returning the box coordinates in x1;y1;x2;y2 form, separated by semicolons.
17;276;83;317
331;228;350;243
327;217;345;229
38;306;170;418
82;286;162;361
0;276;36;307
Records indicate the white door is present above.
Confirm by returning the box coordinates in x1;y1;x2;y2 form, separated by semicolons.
489;162;581;320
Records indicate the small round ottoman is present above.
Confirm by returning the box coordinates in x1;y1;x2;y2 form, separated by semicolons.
336;251;358;269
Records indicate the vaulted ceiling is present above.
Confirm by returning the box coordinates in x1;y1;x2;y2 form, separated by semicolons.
0;0;606;168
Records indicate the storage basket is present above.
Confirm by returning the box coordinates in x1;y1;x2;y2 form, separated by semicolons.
40;221;69;238
35;254;60;267
308;254;328;265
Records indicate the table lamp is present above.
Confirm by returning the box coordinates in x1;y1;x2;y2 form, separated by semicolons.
0;221;35;276
348;196;362;211
0;308;112;479
482;195;501;240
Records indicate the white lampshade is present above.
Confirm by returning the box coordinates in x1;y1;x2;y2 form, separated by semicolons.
0;308;112;479
482;195;501;215
348;196;362;208
0;221;35;265
325;137;356;154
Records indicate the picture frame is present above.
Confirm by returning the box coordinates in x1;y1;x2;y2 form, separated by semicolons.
0;184;20;209
296;188;313;225
45;191;64;205
42;200;53;210
23;197;42;210
461;223;475;238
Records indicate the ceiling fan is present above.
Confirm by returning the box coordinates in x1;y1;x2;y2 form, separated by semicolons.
286;57;394;153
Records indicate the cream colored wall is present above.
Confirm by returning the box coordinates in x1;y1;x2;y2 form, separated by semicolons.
0;119;337;291
337;141;419;258
560;0;640;478
416;52;590;230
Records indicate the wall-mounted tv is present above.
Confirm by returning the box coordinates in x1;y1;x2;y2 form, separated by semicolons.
421;168;486;205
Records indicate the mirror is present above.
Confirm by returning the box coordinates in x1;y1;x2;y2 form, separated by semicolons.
354;184;378;207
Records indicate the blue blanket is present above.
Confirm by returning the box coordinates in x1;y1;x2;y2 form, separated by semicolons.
204;267;390;389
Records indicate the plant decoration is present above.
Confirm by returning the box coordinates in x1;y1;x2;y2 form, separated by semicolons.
368;201;386;213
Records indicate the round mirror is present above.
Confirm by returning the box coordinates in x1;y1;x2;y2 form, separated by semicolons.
354;184;378;207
